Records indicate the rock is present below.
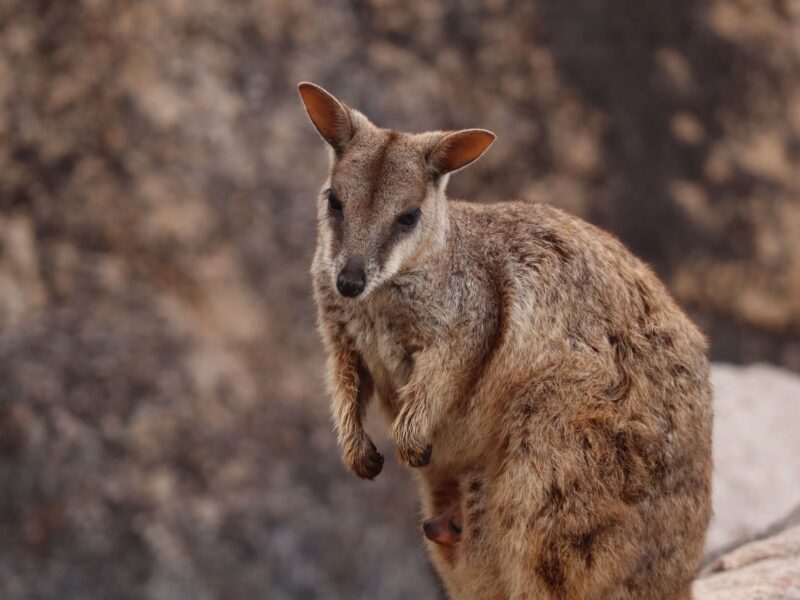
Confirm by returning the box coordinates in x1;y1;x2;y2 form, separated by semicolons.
696;505;800;599
708;364;800;553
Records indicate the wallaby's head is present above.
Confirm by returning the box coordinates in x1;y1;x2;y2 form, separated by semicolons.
298;82;495;299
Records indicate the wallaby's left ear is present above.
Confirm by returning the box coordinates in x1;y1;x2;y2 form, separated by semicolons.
428;129;496;176
297;82;354;153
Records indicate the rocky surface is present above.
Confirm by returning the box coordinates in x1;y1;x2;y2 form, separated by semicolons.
708;364;800;552
1;1;799;598
0;0;798;369
696;505;800;599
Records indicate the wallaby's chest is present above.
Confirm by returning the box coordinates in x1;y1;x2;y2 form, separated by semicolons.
344;308;417;409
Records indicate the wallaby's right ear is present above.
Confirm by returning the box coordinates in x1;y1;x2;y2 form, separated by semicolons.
427;129;496;177
298;82;354;153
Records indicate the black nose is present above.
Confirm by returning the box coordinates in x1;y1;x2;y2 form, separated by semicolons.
422;519;438;538
336;268;366;297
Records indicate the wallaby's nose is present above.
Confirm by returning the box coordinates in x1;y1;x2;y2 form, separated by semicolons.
422;518;439;539
422;514;462;546
336;260;366;298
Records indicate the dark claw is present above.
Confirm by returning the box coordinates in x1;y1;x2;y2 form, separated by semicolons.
358;443;384;480
405;443;432;468
419;444;432;467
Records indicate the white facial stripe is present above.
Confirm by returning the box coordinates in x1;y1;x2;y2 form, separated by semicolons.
382;233;415;279
321;184;443;299
363;187;441;294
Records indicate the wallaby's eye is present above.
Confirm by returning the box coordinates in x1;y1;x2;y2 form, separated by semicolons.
326;188;343;213
396;207;421;229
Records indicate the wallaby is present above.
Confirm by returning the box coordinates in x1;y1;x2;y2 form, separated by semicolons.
299;82;712;600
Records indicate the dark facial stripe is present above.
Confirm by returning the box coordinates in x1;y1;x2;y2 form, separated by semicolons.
366;131;401;269
375;224;401;270
328;213;343;259
367;131;398;205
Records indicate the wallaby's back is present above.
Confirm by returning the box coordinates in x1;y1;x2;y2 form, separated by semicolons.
421;200;711;599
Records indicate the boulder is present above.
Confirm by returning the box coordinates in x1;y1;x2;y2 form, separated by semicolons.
696;505;800;599
708;364;800;552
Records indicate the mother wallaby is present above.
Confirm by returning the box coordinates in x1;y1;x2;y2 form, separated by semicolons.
299;82;712;600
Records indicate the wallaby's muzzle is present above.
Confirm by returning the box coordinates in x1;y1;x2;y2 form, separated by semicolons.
336;258;366;298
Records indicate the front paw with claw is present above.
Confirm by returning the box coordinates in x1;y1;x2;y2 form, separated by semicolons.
397;440;432;468
344;438;384;480
393;416;432;468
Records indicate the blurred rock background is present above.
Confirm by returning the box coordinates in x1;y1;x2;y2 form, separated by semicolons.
0;0;798;598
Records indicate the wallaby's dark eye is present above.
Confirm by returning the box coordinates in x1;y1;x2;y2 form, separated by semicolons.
327;188;342;213
396;207;421;229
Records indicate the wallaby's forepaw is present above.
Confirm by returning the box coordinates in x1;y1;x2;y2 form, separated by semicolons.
344;438;384;480
395;436;432;469
397;444;433;468
392;407;432;468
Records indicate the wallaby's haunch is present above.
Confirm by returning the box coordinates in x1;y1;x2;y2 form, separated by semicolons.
299;82;712;600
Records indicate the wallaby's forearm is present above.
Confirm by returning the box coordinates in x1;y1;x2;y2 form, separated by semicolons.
391;328;486;467
321;321;383;479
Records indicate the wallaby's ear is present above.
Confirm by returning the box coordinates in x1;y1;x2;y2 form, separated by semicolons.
428;129;496;176
297;82;354;152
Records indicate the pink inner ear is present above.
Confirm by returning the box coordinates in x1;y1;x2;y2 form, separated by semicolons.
298;84;351;148
434;130;495;174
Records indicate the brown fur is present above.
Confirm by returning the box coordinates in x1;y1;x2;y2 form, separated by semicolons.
299;82;713;599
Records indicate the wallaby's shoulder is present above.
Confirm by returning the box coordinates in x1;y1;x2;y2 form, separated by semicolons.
449;198;601;245
447;198;626;275
449;197;704;339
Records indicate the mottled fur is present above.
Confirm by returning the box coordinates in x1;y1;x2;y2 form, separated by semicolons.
299;82;712;599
